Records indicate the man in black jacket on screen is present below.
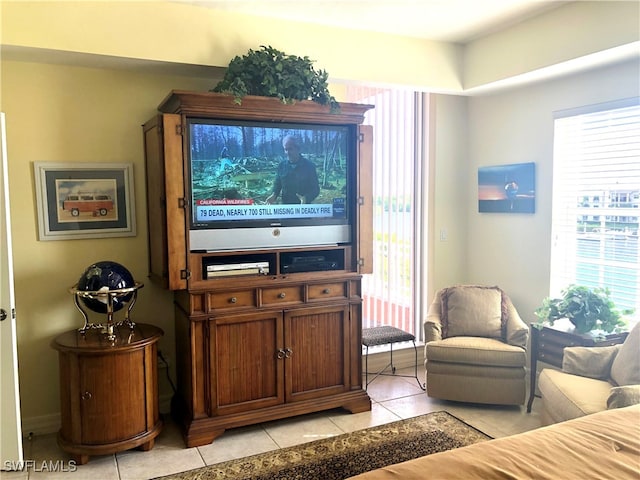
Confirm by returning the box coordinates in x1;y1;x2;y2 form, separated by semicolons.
266;135;319;205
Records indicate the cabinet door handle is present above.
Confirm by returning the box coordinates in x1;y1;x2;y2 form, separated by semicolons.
81;391;92;400
278;292;286;299
276;348;293;359
229;297;237;304
322;288;331;294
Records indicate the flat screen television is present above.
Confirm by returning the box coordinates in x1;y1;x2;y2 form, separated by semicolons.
187;118;357;251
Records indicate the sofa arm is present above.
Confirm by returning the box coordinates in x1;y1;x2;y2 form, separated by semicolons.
562;344;620;380
504;299;528;348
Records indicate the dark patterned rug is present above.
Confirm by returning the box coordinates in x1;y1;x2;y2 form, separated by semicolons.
154;411;490;480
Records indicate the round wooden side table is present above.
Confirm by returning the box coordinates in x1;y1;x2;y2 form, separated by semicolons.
52;323;163;465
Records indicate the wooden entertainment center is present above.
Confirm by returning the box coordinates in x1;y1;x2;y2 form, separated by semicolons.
143;91;374;447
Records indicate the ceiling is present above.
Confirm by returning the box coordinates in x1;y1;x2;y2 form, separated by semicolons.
178;0;567;43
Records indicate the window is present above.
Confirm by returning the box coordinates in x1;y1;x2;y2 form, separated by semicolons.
347;87;425;337
551;99;640;319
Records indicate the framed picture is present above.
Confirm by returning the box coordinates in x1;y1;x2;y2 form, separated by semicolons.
478;162;535;213
34;162;136;240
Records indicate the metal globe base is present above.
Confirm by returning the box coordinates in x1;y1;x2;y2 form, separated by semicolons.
70;283;144;340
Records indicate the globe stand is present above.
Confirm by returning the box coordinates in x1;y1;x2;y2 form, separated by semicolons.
70;283;144;341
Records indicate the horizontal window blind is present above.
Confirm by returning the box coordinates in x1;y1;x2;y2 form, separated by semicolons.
551;100;640;317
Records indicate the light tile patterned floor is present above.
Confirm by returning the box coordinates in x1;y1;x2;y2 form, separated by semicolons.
1;366;543;479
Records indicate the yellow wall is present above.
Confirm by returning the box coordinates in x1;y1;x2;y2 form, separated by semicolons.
1;0;462;91
463;1;640;89
1;59;215;425
4;1;637;92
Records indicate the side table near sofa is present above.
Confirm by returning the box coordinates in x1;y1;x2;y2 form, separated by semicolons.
526;319;628;412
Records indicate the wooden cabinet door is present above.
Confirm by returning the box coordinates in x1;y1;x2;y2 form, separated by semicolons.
79;351;146;444
210;311;284;416
357;124;373;274
284;304;350;402
143;113;187;290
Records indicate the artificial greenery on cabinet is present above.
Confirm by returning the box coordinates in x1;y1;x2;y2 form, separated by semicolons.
211;45;339;111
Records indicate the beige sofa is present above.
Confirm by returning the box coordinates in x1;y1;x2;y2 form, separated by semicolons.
424;285;529;405
349;404;640;480
538;322;640;425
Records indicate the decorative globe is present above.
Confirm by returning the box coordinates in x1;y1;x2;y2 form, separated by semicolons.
77;261;135;314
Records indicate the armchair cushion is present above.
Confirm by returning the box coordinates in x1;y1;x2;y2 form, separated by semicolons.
562;345;620;380
607;385;640;410
426;336;526;367
610;323;640;386
440;285;506;340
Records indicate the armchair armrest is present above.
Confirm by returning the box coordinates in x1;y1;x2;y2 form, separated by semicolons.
562;344;621;380
424;290;443;343
504;298;528;348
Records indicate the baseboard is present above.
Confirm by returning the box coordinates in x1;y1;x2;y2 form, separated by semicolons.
21;413;60;437
363;344;424;374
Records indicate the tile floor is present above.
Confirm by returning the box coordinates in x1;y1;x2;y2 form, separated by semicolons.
1;366;543;479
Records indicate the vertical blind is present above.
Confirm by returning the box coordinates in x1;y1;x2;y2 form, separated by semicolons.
551;99;640;317
346;87;420;335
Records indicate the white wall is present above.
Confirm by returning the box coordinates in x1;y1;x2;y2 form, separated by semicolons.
465;58;640;322
429;94;469;295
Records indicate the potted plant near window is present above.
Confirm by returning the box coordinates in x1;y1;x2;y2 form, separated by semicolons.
535;284;632;334
211;45;339;112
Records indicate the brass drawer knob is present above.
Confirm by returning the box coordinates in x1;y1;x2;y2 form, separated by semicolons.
81;391;92;400
323;288;331;294
229;297;237;304
278;292;286;299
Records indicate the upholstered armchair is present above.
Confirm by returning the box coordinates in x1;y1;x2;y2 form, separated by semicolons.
424;285;529;405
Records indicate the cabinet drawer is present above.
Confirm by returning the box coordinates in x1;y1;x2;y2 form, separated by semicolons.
539;330;580;347
308;282;347;301
208;290;256;311
261;286;303;306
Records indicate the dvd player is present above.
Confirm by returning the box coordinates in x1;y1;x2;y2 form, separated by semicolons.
281;259;339;274
205;261;269;278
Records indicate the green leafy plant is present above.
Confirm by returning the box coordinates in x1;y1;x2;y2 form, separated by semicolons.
211;45;339;112
535;284;632;334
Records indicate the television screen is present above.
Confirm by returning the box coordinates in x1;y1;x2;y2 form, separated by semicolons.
186;118;357;251
188;119;354;230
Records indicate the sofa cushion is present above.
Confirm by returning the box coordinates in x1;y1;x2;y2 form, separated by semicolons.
425;336;526;368
539;368;612;421
610;323;640;386
607;385;640;409
440;285;506;340
562;344;620;380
